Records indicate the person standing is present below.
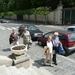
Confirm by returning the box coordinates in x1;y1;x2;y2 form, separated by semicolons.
21;27;31;49
52;32;61;65
9;29;19;45
44;36;53;67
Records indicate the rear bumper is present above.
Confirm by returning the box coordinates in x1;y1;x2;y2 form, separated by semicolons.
68;46;75;51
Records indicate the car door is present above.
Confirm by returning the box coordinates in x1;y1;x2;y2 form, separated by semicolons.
58;33;67;47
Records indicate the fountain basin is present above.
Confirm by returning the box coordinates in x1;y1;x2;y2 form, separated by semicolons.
11;44;27;55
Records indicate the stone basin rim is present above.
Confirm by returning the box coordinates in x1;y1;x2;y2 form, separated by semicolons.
11;44;26;50
10;44;26;55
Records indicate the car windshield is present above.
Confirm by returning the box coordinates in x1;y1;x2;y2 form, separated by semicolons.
28;26;39;30
68;28;75;32
44;32;54;38
68;33;75;42
20;25;27;28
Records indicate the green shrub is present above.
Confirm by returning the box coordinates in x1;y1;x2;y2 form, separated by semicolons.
0;12;7;16
35;7;51;15
7;12;14;16
0;6;51;16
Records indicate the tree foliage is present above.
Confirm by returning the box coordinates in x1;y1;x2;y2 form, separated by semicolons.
0;0;75;12
67;0;75;7
35;7;50;15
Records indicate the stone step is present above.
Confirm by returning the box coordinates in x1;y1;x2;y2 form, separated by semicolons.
0;65;11;75
7;66;23;75
39;67;53;75
31;59;53;75
0;55;12;67
31;66;46;75
26;67;39;75
19;67;31;75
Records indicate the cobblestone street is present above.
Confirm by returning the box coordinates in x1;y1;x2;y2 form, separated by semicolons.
0;22;75;75
27;41;75;75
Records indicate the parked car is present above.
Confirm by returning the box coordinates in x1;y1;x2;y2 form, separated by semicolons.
38;30;75;55
66;26;75;32
18;24;43;40
0;18;9;23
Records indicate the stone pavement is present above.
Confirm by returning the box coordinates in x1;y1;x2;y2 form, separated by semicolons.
27;41;75;75
0;20;74;75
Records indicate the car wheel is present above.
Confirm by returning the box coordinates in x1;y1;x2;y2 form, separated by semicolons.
61;50;65;55
38;40;42;46
1;20;3;23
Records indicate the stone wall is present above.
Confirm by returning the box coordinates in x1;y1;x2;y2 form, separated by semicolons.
3;5;63;25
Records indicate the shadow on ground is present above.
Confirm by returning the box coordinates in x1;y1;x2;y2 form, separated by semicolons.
2;48;11;52
32;58;50;68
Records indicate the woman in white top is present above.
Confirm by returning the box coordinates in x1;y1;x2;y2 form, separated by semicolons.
44;36;53;67
21;27;31;49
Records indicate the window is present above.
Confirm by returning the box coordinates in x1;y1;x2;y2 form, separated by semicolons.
28;26;39;30
69;33;75;42
44;33;54;38
58;34;66;41
68;28;75;32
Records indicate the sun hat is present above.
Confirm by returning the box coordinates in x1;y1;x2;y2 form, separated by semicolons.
54;32;59;35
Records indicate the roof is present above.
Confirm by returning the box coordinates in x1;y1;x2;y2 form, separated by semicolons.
21;24;35;26
67;26;75;28
52;30;74;35
20;24;36;28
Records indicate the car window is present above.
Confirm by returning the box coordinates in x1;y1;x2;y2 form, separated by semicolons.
58;34;66;41
44;33;54;38
20;25;27;28
28;26;39;30
68;33;75;42
67;28;75;32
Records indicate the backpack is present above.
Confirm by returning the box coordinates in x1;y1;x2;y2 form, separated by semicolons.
9;35;14;44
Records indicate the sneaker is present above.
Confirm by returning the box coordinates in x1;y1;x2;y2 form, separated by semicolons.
43;63;46;66
27;47;30;49
53;63;57;65
43;64;46;66
50;65;54;67
55;63;57;65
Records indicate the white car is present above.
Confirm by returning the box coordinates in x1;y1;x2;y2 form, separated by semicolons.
66;26;75;32
0;18;9;23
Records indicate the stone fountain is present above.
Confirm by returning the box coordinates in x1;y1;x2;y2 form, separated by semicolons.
10;44;30;68
11;44;27;55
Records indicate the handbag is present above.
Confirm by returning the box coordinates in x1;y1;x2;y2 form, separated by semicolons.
58;44;64;54
29;39;32;45
44;46;50;55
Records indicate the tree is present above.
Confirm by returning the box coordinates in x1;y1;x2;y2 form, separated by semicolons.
35;7;50;24
31;0;46;8
0;0;75;12
67;0;75;7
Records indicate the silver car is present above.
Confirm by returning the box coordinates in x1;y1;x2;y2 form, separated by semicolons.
66;26;75;32
0;18;9;23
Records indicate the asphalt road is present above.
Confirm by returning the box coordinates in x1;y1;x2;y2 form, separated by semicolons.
0;21;75;75
0;21;74;58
